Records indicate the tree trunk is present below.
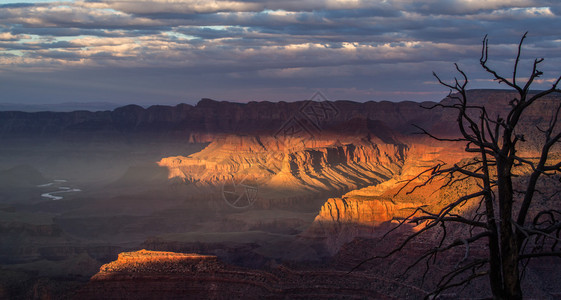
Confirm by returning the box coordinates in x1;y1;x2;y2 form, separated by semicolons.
500;227;522;299
496;155;522;299
487;231;505;298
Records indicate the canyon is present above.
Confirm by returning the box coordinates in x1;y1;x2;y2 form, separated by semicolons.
1;89;560;299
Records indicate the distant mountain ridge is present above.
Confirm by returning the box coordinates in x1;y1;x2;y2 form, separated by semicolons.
0;102;123;112
0;89;558;141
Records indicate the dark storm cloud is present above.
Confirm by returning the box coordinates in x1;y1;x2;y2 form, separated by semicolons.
0;3;38;9
27;49;84;60
0;0;560;105
9;26;163;38
176;26;248;40
391;0;552;16
321;7;403;19
0;40;74;51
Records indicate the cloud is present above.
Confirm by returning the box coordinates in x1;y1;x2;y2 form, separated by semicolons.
389;0;548;16
85;0;400;14
0;0;560;104
0;32;29;41
0;2;166;29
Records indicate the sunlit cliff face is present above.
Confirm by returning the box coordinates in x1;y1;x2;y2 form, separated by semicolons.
155;109;561;254
158;134;408;197
94;250;217;279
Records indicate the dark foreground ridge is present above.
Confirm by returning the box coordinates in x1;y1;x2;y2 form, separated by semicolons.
76;249;423;299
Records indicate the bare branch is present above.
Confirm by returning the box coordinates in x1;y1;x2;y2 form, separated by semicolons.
519;252;561;259
480;34;521;93
413;124;465;142
512;32;528;87
427;259;489;300
358;33;561;299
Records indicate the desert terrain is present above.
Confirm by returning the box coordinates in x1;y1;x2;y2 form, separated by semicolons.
1;90;560;299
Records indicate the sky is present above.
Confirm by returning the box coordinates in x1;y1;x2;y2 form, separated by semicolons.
0;0;560;106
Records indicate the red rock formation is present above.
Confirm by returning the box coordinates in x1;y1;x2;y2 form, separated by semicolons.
314;197;422;226
77;249;425;299
158;132;409;203
93;250;217;275
304;139;479;253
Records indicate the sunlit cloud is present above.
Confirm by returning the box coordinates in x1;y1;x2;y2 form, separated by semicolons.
0;0;559;104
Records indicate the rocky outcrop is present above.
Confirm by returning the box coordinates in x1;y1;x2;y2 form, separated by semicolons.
314;197;422;226
92;250;220;277
310;139;470;227
77;249;426;299
305;139;476;253
156;113;412;205
158;134;407;194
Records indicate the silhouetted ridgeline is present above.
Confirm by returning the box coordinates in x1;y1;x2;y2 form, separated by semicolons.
0;90;558;140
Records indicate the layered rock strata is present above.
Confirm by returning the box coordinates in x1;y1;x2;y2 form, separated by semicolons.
77;249;425;299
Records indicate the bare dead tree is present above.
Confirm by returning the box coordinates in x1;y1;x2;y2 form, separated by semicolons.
353;33;561;299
